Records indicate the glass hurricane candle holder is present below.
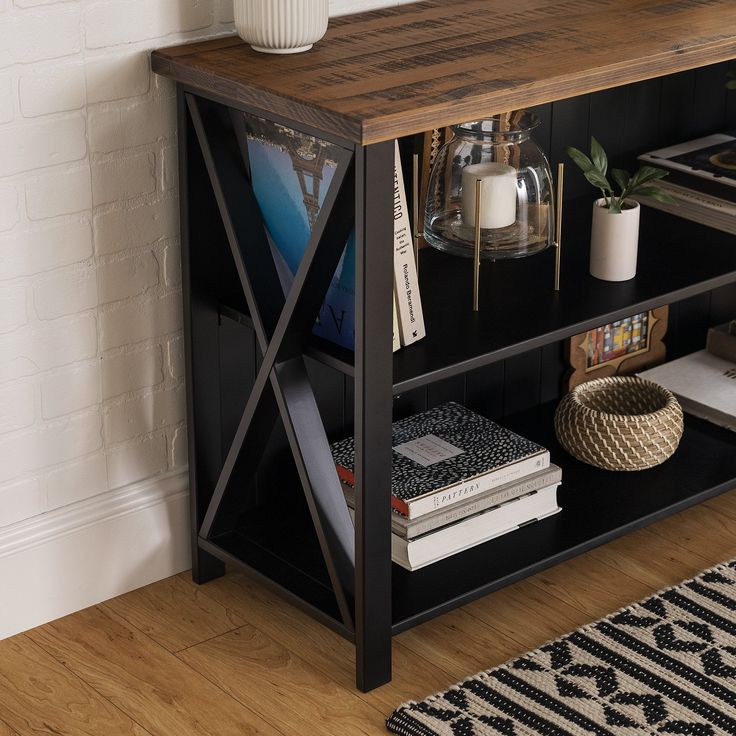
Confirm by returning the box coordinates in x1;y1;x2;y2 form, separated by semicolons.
424;111;554;259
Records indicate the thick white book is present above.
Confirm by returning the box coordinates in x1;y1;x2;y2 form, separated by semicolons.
634;179;736;235
392;484;560;571
638;351;736;432
342;464;562;539
393;140;425;346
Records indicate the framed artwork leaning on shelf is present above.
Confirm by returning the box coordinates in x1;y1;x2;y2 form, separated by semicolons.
566;306;668;388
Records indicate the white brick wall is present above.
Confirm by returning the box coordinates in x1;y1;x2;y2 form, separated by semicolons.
0;0;410;530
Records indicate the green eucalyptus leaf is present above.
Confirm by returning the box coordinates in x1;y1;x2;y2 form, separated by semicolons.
631;166;668;188
566;146;594;173
590;136;608;176
611;168;630;193
584;169;611;191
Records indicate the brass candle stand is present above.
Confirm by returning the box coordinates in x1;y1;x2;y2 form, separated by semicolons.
469;163;564;312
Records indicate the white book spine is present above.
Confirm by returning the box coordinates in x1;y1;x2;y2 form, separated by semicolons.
658;181;736;213
394;485;561;570
406;450;550;519
399;465;562;538
393;140;425;346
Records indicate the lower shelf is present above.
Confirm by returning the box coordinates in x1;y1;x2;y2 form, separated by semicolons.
201;403;736;637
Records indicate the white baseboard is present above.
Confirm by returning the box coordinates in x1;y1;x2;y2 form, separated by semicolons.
0;469;191;640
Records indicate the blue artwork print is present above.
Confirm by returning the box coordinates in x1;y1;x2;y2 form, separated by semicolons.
246;119;355;350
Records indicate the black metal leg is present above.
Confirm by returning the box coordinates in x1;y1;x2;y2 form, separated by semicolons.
354;140;395;691
178;89;226;584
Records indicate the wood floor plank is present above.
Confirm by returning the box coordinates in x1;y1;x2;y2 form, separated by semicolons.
180;571;453;713
103;574;245;652
27;606;285;736
586;526;713;590
0;720;18;736
0;634;151;736
463;576;592;652
526;552;655;620
703;487;736;523
177;624;388;736
648;496;736;566
395;608;526;683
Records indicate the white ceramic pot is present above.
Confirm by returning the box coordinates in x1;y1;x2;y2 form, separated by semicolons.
589;198;641;281
234;0;329;54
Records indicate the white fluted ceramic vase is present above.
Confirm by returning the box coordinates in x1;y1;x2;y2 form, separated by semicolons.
234;0;329;54
589;198;640;281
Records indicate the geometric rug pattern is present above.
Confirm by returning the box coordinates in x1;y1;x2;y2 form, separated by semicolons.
387;559;736;736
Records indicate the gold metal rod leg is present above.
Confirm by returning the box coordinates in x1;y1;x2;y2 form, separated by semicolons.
474;178;482;312
412;153;420;274
554;162;564;292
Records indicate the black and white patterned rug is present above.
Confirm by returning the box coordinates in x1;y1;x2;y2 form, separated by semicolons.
387;559;736;736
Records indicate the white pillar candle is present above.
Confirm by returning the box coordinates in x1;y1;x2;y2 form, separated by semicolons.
461;162;517;229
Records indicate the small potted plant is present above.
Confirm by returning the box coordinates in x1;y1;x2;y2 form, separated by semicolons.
567;138;672;281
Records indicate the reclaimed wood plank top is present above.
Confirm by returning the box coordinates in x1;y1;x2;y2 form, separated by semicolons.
152;0;736;144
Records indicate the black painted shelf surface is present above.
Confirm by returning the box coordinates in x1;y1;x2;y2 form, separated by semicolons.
201;403;736;635
393;206;736;393
220;205;736;393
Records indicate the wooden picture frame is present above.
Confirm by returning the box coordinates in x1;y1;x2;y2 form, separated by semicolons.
567;306;668;389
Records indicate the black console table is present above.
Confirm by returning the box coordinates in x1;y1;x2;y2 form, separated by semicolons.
152;0;736;691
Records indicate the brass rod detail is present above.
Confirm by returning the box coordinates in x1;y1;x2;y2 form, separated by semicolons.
473;178;482;312
554;162;564;292
412;153;420;273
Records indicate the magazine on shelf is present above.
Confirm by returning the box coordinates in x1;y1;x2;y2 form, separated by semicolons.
246;121;420;352
245;118;356;350
342;464;562;539
638;132;736;202
638;350;736;432
346;483;561;571
331;402;550;519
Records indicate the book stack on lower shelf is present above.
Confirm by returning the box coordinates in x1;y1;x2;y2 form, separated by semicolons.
331;402;562;570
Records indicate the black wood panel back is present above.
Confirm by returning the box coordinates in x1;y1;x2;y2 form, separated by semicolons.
217;61;736;493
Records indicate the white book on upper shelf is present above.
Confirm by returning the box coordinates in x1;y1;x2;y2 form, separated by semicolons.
638;350;736;432
633;179;736;235
393;140;425;346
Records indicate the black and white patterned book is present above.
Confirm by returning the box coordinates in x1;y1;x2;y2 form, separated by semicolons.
332;402;549;519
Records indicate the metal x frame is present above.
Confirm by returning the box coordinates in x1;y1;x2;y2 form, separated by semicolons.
179;89;395;691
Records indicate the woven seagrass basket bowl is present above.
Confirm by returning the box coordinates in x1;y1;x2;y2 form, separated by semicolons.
554;376;684;471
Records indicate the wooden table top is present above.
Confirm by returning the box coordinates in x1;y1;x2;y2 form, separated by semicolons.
152;0;736;145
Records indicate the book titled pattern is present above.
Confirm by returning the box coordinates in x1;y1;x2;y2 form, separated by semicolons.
331;402;549;518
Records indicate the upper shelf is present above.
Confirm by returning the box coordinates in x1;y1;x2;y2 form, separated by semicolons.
393;206;736;393
151;0;736;145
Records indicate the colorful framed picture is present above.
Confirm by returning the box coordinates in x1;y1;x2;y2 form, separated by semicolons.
567;306;668;388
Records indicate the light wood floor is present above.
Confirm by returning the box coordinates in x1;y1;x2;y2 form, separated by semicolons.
2;490;736;736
